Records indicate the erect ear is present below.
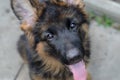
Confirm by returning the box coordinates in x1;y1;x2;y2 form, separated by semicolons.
52;0;85;8
11;0;38;31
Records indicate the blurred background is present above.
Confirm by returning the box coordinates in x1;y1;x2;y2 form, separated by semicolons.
0;0;120;80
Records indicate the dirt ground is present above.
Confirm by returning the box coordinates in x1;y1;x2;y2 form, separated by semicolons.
0;0;120;80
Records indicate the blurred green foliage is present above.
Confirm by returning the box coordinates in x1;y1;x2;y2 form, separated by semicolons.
89;12;113;27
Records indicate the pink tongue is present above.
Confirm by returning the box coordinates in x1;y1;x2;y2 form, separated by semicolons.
68;61;87;80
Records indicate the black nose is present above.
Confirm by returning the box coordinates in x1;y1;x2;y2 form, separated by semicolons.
66;48;82;64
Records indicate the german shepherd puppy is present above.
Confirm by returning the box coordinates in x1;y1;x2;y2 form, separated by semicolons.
11;0;90;80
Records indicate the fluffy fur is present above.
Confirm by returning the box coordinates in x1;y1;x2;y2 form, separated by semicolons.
11;0;91;80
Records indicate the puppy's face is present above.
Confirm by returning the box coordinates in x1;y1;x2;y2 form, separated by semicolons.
11;0;90;80
32;3;87;65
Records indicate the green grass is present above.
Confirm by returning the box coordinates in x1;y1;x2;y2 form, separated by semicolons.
89;12;114;27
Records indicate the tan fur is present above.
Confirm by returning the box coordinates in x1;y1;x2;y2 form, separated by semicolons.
51;0;85;8
32;75;73;80
51;0;68;6
36;42;65;75
32;75;43;80
81;23;90;64
82;23;90;53
20;23;35;47
20;21;33;31
87;72;92;80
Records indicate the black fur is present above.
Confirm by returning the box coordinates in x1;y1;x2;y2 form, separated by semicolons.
16;1;90;80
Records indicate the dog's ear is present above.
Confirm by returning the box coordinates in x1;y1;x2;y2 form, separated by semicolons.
29;0;46;8
11;0;38;31
52;0;85;8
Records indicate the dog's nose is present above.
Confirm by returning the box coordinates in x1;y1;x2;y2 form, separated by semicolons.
66;48;81;61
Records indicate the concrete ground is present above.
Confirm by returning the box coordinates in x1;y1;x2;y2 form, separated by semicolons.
88;21;120;80
0;0;22;80
0;0;120;80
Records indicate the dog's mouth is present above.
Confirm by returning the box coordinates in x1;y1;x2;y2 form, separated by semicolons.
63;49;87;80
68;60;87;80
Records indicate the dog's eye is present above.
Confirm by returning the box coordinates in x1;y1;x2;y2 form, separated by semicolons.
70;22;77;31
45;32;54;40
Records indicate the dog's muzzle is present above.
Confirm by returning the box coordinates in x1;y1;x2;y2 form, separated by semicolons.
66;48;83;65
